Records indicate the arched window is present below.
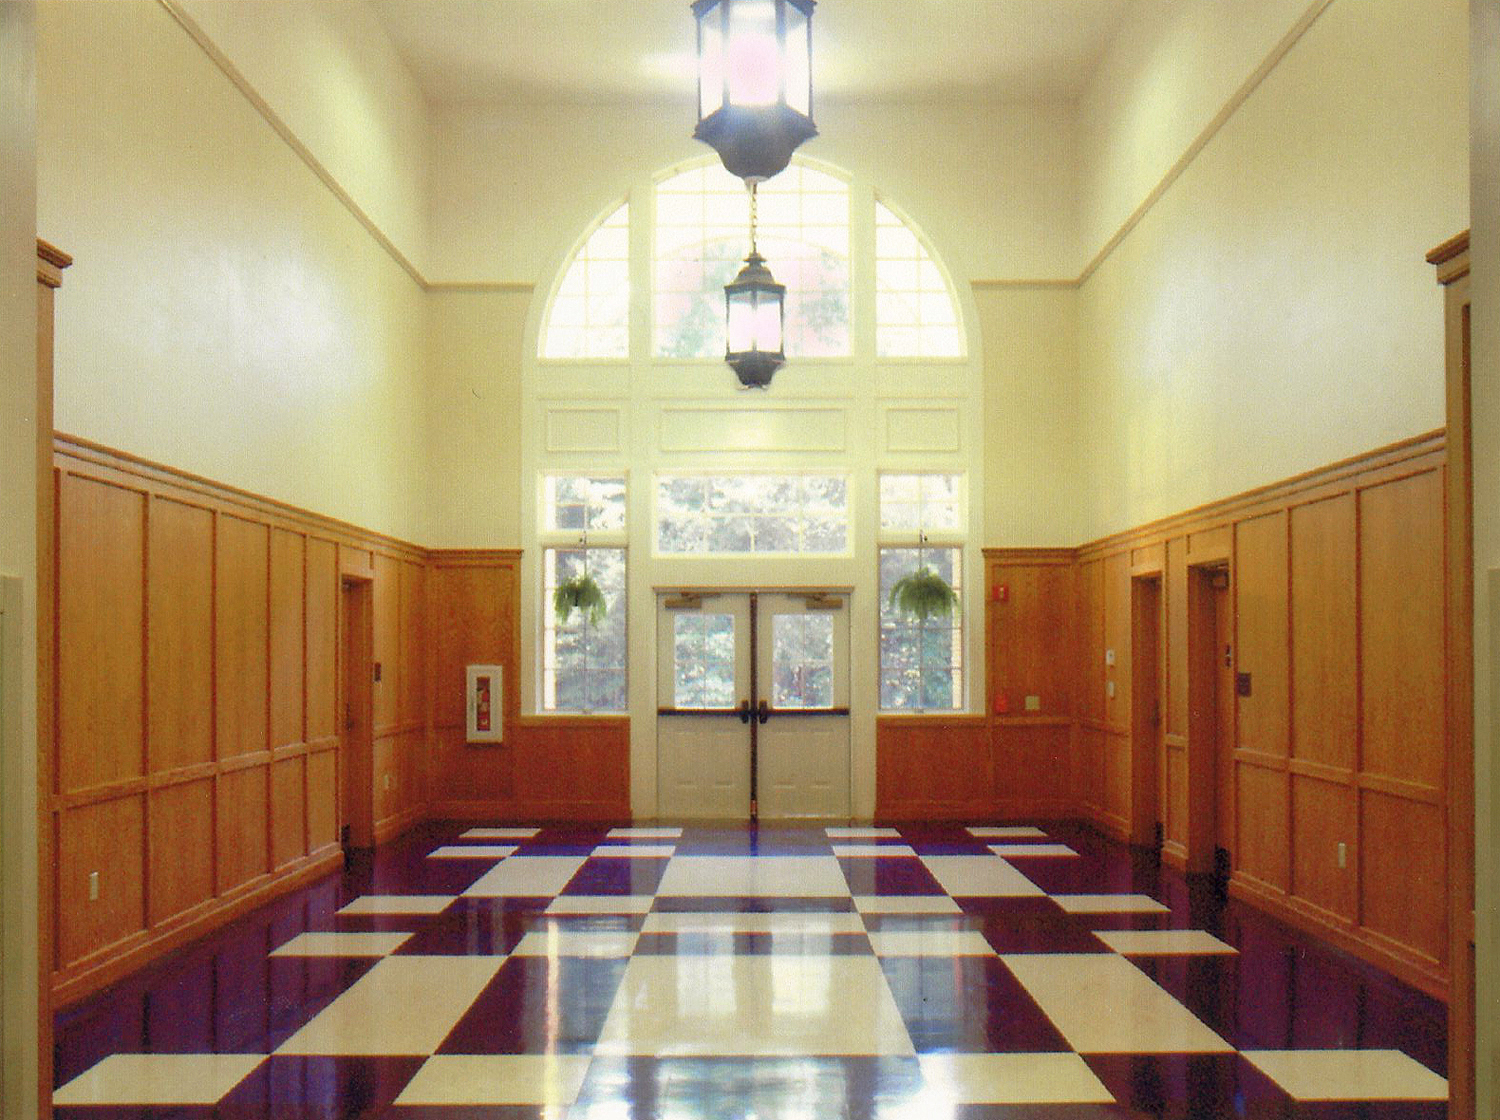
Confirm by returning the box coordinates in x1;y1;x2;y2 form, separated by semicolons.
539;203;629;360
538;161;967;362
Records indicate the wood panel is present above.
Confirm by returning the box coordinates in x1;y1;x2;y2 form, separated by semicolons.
1361;789;1445;965
1165;539;1188;738
991;722;1072;811
215;766;268;894
57;474;146;793
1290;496;1356;770
373;552;400;733
1079;560;1104;723
147;780;214;925
1235;759;1289;894
307;749;338;850
215;514;269;761
147;498;214;774
1234;512;1289;761
306;538;339;744
1359;471;1445;789
269;528;306;751
875;717;991;819
1290;773;1355;921
1102;552;1131;729
986;557;1073;717
399;560;426;725
56;795;145;968
270;758;307;869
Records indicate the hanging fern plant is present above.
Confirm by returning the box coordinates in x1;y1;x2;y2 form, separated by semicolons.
553;572;607;626
889;565;958;621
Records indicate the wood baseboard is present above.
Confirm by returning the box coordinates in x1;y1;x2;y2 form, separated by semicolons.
426;800;631;824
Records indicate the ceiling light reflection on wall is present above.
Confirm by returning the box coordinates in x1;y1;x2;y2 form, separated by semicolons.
693;0;817;183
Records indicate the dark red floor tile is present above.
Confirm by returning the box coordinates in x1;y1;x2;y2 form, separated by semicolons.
633;931;872;954
879;955;1068;1053
562;856;670;894
650;894;856;912
215;1055;425;1119
437;955;628;1054
837;855;947;895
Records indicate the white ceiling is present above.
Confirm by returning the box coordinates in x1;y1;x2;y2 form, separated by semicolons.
371;0;1135;105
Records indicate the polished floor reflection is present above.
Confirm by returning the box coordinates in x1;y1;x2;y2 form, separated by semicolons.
53;821;1447;1118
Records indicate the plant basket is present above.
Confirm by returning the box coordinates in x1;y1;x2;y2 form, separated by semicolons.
889;565;958;621
553;572;607;626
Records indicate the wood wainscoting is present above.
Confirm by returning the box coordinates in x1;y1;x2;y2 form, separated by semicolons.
48;438;427;1005
425;551;630;824
881;433;1452;1001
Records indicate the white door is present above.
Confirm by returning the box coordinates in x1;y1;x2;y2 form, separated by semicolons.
656;590;851;820
755;592;851;819
656;593;753;819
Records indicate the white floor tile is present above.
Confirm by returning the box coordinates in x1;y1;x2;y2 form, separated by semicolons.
852;895;962;914
546;895;655;915
1051;893;1169;914
826;827;901;838
868;929;997;957
511;929;640;958
967;826;1048;839
460;827;540;839
609;827;683;838
988;843;1078;858
395;1054;592;1106
463;855;588;897
53;1054;265;1106
1243;1050;1447;1101
429;845;518;860
920;855;1045;897
656;855;851;897
594;954;915;1057
641;912;865;935
269;932;411;957
831;843;917;857
916;1053;1116;1104
275;956;505;1055
591;844;676;857
337;895;456;915
1094;929;1236;955
1000;954;1231;1053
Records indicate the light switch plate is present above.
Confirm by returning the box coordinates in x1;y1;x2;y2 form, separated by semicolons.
1106;681;1116;699
1105;649;1115;666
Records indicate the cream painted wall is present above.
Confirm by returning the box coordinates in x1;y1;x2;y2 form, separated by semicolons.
174;0;432;277
425;289;528;548
37;0;431;543
1075;0;1467;538
0;2;39;1114
1469;0;1498;1110
428;96;1078;287
977;286;1084;545
1075;0;1320;271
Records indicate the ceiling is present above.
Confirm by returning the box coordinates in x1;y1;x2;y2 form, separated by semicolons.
370;0;1135;105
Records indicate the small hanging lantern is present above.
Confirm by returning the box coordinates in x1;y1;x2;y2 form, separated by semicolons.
724;183;786;388
693;0;817;183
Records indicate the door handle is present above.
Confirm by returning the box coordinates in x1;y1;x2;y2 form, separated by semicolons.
757;699;770;725
739;699;752;724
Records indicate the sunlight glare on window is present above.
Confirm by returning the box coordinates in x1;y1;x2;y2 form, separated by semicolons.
542;204;629;360
875;201;963;358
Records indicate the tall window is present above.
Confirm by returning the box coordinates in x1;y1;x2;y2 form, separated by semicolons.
540;204;630;360
540;476;627;712
879;474;965;711
654;163;850;359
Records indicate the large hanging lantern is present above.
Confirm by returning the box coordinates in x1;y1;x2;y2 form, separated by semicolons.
724;183;785;388
693;0;817;183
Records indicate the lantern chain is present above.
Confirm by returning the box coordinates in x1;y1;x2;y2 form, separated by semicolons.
748;181;759;257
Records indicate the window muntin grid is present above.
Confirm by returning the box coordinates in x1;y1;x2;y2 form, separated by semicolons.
875;200;964;358
540;204;630;360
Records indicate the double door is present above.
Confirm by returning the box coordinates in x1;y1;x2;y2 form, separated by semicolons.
657;591;850;820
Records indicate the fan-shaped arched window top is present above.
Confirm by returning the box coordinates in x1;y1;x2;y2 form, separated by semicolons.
540;203;629;360
537;162;967;362
875;201;964;358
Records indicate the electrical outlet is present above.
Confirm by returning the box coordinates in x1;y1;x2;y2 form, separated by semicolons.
88;870;99;902
1106;681;1115;699
1337;841;1347;869
1024;695;1041;712
1105;649;1115;666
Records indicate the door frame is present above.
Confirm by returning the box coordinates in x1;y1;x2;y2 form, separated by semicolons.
1129;573;1163;849
339;576;374;850
1185;560;1231;876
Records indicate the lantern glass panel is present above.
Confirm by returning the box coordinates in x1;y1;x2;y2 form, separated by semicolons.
727;287;757;352
755;295;783;351
785;4;810;115
726;0;780;107
698;6;724;118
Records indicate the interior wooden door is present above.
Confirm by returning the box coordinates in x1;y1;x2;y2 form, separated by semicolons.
340;579;374;850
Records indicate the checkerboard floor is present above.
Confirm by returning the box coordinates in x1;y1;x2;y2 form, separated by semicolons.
53;821;1448;1118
